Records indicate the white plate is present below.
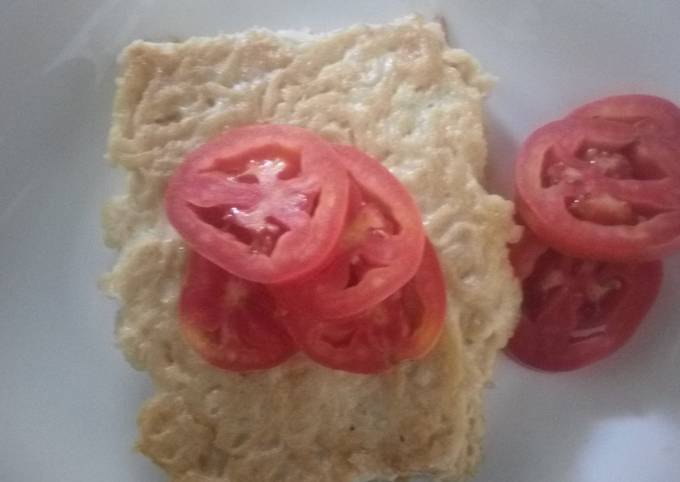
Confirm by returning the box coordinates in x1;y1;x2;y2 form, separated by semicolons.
1;1;679;481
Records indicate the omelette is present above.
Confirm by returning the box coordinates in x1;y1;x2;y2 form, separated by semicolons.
102;16;521;482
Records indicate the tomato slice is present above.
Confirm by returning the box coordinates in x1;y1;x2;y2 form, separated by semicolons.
271;145;425;319
284;242;446;374
165;124;349;284
515;97;680;261
179;251;297;371
507;226;663;372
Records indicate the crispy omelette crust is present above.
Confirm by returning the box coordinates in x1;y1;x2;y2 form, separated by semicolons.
102;16;521;482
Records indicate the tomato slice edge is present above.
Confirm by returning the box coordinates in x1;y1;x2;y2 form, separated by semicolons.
514;116;680;262
179;251;298;372
165;124;350;284
284;241;446;374
506;225;663;372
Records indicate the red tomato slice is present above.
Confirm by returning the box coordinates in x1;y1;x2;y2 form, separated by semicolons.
515;97;680;261
179;251;297;372
284;242;446;374
165;124;349;284
271;145;425;319
507;226;663;372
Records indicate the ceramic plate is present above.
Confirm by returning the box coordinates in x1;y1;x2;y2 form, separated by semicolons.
1;1;678;481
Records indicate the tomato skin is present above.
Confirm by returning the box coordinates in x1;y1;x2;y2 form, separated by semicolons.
569;94;680;142
165;124;349;284
271;145;425;319
179;251;297;372
515;112;680;262
391;242;447;360
283;242;446;374
507;227;663;372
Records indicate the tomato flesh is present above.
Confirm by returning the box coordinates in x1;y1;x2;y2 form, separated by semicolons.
165;124;349;283
515;103;680;261
507;226;663;372
271;145;425;319
284;242;446;374
179;251;297;371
